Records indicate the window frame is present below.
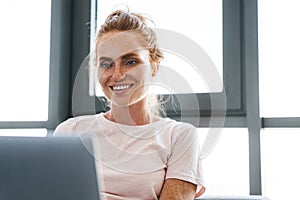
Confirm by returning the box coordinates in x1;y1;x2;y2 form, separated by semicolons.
2;0;300;197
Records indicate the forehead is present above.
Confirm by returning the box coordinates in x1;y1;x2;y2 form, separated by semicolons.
97;31;147;60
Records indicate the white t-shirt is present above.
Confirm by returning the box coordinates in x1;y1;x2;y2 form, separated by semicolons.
54;113;205;200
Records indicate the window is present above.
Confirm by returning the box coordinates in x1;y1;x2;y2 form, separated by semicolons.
261;128;300;200
0;129;47;137
0;0;51;121
201;128;249;196
257;0;300;199
4;0;294;197
258;0;300;117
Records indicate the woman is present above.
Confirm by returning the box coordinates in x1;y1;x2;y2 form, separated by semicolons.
54;10;205;200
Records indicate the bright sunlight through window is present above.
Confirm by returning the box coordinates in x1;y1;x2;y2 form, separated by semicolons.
199;128;249;196
0;129;47;137
261;128;300;200
258;0;300;117
0;0;51;121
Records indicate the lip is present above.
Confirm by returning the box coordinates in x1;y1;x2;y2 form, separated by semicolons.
109;84;134;95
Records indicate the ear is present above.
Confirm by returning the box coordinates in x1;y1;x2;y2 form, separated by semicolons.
151;62;159;77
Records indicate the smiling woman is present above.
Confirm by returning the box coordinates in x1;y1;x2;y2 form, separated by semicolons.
94;10;164;124
96;32;154;110
54;9;205;200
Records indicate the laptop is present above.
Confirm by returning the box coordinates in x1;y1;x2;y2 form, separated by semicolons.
0;136;100;200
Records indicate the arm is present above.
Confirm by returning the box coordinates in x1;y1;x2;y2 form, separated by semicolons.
160;125;206;199
159;178;196;200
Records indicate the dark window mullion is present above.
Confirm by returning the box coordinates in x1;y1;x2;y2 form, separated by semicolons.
242;0;262;195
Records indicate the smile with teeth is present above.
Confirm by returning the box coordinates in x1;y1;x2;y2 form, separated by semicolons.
112;85;132;91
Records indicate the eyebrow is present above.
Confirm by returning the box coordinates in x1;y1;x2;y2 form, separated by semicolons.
98;52;140;62
121;52;139;59
99;57;112;62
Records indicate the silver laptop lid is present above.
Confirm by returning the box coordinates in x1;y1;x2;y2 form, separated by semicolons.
0;136;100;200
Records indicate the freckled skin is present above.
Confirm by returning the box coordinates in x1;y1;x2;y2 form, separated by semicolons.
97;31;153;108
159;179;196;200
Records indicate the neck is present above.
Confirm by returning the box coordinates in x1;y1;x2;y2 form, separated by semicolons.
105;100;152;125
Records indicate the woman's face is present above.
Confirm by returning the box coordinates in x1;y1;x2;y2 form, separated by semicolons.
96;31;156;107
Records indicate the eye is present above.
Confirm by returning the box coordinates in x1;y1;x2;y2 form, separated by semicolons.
125;59;138;66
99;61;113;69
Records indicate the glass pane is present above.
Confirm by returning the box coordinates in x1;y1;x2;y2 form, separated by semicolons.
0;0;51;121
0;129;47;137
93;0;223;95
200;128;249;196
258;0;300;117
261;128;300;200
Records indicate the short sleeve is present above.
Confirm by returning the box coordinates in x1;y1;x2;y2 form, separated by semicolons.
53;115;99;137
53;118;77;136
165;126;205;196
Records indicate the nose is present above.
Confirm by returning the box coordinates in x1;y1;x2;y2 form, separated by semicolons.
112;65;125;82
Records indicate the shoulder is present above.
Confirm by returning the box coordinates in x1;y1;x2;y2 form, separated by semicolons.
156;117;199;151
162;117;197;137
162;117;195;129
53;114;100;136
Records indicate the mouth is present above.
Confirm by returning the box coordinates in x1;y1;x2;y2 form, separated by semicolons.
110;84;133;92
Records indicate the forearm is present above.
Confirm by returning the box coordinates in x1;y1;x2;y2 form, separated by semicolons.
159;178;196;200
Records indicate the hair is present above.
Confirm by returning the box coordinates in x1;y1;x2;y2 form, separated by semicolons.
96;10;163;64
95;10;166;118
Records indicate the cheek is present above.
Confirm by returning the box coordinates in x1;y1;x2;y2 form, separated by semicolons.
128;65;152;82
97;69;110;86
